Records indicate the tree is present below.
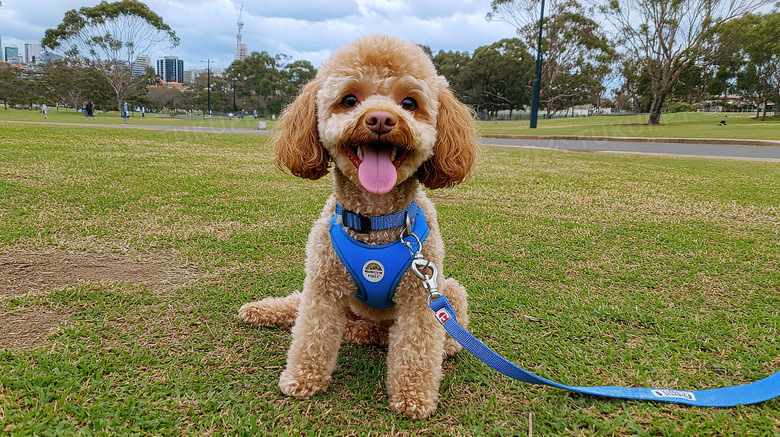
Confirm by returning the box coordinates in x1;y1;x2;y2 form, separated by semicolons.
0;66;24;109
147;86;187;112
459;39;535;117
284;60;317;91
432;50;472;98
716;12;780;119
601;0;773;125
488;0;616;117
38;61;94;109
226;52;317;117
42;0;179;112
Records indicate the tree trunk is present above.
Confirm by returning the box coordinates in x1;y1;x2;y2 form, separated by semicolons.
762;97;768;120
647;89;668;125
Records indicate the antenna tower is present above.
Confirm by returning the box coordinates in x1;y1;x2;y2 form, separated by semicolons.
235;3;246;61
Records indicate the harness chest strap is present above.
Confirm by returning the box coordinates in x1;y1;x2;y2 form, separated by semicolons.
330;203;430;310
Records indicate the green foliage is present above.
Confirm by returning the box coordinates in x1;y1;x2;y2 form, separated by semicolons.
42;0;178;53
486;0;616;115
715;12;780;118
532;0;616;113
457;39;535;115
602;0;774;125
0;66;24;109
223;52;317;116
41;0;179;113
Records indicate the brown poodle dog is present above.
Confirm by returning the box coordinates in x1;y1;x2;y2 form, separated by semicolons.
238;35;479;419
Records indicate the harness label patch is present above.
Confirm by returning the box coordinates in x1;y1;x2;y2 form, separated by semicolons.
362;260;385;283
651;389;696;401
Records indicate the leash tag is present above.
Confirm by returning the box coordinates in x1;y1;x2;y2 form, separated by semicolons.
651;389;696;401
435;308;452;324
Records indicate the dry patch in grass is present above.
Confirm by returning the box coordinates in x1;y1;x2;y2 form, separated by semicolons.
0;250;201;350
0;310;73;350
0;250;200;298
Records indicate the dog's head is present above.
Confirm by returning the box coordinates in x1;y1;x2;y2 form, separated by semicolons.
272;35;478;195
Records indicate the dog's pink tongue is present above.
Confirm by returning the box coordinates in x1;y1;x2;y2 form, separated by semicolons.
358;146;397;194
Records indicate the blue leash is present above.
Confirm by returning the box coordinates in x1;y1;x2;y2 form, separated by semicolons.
428;295;780;407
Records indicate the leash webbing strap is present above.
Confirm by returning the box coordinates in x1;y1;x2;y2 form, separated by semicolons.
429;295;780;407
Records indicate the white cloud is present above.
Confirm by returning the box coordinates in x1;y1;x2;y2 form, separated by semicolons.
0;0;517;70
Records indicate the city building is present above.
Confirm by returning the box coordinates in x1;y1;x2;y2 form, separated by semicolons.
24;41;41;65
5;45;19;63
156;56;184;83
183;69;202;84
40;52;65;63
132;55;151;76
236;43;247;61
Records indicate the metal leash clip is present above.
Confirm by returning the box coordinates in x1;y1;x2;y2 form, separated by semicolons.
400;216;441;304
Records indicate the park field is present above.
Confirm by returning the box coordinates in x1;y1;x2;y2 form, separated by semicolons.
2;108;779;141
0;107;273;130
1;123;778;435
477;111;780;141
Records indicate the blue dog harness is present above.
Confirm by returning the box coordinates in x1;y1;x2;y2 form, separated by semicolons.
330;201;429;309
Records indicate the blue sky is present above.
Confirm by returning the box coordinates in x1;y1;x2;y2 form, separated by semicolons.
0;0;518;70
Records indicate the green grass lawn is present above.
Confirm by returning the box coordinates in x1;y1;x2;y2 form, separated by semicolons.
4;108;779;142
1;123;778;435
0;107;275;130
478;111;780;141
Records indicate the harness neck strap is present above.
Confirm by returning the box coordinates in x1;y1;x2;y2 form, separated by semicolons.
335;201;420;233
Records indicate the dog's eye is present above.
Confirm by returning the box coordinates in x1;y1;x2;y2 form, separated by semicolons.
401;97;418;112
341;95;359;109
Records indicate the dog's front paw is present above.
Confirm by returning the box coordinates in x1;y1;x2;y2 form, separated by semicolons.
279;368;331;399
389;391;438;419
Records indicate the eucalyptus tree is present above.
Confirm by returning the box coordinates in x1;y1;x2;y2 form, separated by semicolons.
42;0;179;112
38;61;89;109
716;12;780;119
226;52;317;116
459;39;535;117
601;0;773;125
432;50;472;99
0;66;23;110
488;0;616;116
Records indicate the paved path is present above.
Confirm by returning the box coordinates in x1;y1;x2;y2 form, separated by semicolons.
7;120;780;161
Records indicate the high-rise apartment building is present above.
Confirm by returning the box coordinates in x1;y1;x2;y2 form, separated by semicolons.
236;43;247;61
4;45;20;64
132;55;151;76
156;56;184;83
183;69;203;84
25;41;41;65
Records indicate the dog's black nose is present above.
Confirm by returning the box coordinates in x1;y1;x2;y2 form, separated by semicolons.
365;111;396;135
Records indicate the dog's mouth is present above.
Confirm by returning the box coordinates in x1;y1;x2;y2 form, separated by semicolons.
345;142;411;195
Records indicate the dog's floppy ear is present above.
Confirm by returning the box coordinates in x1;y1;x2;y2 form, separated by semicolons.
272;80;330;180
418;88;479;190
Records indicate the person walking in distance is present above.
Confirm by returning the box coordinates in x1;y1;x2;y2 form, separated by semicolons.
85;100;95;120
